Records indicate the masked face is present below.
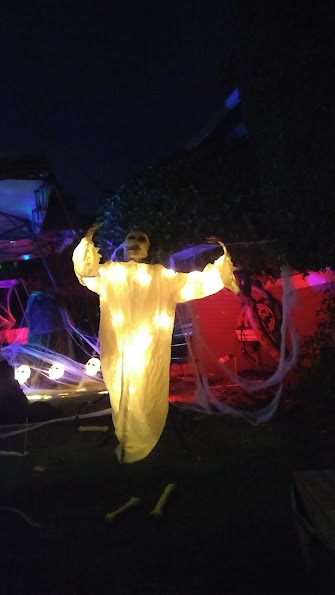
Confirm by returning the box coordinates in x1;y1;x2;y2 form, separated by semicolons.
125;231;149;261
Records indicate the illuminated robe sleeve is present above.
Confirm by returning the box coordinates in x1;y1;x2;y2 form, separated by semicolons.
172;245;239;303
73;240;239;464
72;236;102;294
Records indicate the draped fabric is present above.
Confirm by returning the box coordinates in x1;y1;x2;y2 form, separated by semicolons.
73;237;239;462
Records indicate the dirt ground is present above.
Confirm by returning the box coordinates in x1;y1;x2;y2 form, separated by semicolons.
1;394;335;594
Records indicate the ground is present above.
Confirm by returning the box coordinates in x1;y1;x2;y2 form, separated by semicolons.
1;392;335;594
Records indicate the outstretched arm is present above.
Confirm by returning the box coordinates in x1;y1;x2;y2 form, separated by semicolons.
172;241;239;303
72;225;102;294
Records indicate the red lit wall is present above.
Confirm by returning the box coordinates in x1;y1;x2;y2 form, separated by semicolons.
190;272;335;377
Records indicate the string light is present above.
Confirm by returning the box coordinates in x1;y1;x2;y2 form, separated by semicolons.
154;311;172;330
162;268;176;278
134;268;152;286
15;364;31;384
85;357;101;376
48;362;65;380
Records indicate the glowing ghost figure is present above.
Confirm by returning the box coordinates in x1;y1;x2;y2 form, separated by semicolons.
85;357;101;377
73;230;239;463
15;364;31;384
48;362;65;380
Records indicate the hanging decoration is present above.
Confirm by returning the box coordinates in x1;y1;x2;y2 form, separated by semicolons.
85;357;101;377
73;228;239;463
14;364;31;384
48;362;65;381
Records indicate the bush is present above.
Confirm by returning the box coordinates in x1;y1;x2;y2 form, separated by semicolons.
298;289;335;401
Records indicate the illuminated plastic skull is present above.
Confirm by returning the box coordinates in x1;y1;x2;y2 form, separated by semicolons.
125;231;149;262
48;362;65;380
85;357;101;377
15;365;31;384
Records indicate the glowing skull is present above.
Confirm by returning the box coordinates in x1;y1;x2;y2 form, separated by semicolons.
48;362;65;380
15;365;31;384
125;231;149;262
85;357;101;377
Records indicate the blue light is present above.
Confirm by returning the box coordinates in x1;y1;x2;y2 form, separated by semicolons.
22;254;30;261
225;88;240;110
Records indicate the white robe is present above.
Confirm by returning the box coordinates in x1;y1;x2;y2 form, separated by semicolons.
73;238;239;463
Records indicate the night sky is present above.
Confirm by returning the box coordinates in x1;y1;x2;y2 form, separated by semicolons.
1;1;233;214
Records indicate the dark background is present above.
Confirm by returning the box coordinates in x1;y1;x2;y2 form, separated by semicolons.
0;1;233;214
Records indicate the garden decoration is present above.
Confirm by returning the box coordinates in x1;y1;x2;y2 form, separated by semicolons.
73;227;239;463
78;425;109;432
85;357;101;376
0;506;40;529
150;483;176;518
105;497;142;523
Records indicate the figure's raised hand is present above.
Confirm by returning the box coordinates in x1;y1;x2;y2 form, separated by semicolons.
85;223;102;240
207;236;227;254
207;236;221;244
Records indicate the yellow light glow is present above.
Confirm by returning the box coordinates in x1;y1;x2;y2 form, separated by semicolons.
48;362;65;380
154;311;172;330
85;357;101;376
180;271;200;301
134;327;152;350
180;283;195;301
112;357;122;393
163;268;176;278
108;264;127;284
129;384;136;394
15;365;31;384
134;268;152;286
180;269;223;301
27;394;53;401
112;311;124;327
122;327;152;374
203;269;223;294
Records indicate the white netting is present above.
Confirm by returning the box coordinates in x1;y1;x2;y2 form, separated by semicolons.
176;265;298;423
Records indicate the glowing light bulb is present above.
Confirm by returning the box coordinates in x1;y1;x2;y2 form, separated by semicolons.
112;312;124;327
154;311;172;330
203;269;222;294
180;271;201;301
180;283;195;301
85;357;101;376
123;327;152;374
15;364;31;384
134;268;152;286
48;362;65;380
136;327;152;350
163;268;176;278
108;264;127;284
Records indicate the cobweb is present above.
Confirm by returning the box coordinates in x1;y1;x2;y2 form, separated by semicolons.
1;291;102;390
0;244;298;426
175;265;298;424
169;243;299;424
